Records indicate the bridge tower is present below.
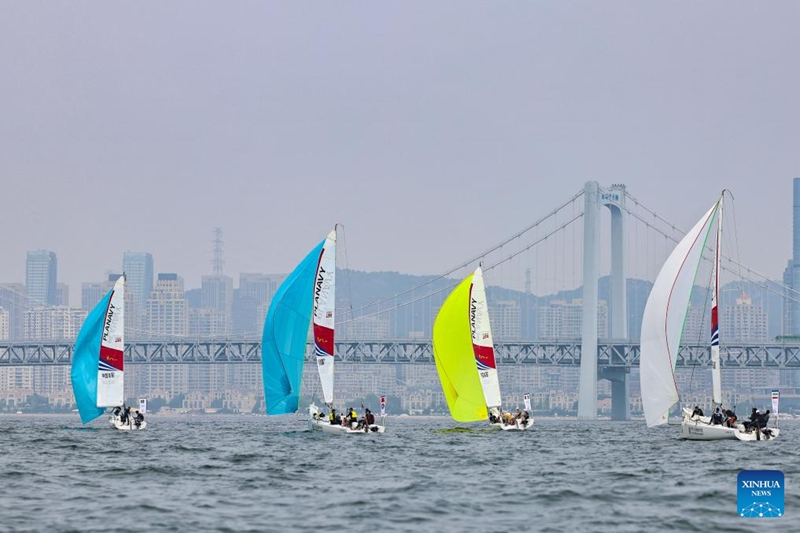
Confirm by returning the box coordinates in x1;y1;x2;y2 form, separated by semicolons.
578;182;629;420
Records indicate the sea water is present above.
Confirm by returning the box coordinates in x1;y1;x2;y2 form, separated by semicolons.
0;415;798;532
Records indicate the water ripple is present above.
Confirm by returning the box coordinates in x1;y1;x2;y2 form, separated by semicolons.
0;415;798;531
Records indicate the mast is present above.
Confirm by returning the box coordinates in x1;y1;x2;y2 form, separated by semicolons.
710;194;723;407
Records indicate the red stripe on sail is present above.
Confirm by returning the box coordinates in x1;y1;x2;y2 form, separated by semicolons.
473;344;496;369
100;345;124;371
314;324;334;357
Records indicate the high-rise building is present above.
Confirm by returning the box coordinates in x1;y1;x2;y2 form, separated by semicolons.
185;288;202;308
489;300;522;341
233;273;280;335
344;314;391;341
721;292;768;342
23;307;85;341
188;307;229;337
682;304;709;345
145;273;188;337
538;299;608;339
0;284;27;340
56;283;70;307
201;275;233;334
26;250;57;306
81;282;106;313
123;252;154;318
0;307;9;340
781;178;800;388
784;178;800;335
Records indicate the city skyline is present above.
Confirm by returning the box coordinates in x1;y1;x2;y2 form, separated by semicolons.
0;251;785;343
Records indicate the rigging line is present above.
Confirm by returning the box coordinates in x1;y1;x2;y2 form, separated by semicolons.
689;259;715;394
343;189;586;316
721;257;800;294
722;190;747;304
718;268;800;307
337;223;356;331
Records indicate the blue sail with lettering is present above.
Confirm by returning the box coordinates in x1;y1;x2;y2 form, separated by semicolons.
71;290;112;424
261;239;324;414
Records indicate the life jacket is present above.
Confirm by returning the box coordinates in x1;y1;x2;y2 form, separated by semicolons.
350;409;357;420
329;412;336;422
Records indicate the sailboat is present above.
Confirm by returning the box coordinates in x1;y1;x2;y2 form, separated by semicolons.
261;227;385;434
640;192;778;441
71;274;146;431
432;266;532;431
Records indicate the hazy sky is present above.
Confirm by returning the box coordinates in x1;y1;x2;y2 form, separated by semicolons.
1;3;798;305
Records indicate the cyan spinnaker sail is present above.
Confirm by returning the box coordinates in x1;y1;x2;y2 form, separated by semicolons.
261;239;325;415
71;291;112;424
71;275;125;424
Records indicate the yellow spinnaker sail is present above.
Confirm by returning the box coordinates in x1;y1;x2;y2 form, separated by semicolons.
432;274;488;422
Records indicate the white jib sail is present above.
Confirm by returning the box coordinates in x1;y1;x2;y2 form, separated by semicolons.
97;276;125;407
640;201;719;427
471;267;502;409
313;229;336;405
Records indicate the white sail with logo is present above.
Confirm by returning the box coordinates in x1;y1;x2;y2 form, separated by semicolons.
312;230;336;405
470;267;502;409
96;276;125;407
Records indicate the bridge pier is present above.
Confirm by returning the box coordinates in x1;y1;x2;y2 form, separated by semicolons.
600;367;630;421
578;182;599;419
579;182;628;420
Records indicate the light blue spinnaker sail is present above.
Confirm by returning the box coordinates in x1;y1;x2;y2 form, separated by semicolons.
261;240;325;414
71;291;112;424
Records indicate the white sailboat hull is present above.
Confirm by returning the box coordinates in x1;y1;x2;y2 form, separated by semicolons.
490;419;534;431
109;413;147;431
734;427;780;441
308;416;385;434
680;408;736;440
680;418;737;440
680;408;780;441
114;419;148;431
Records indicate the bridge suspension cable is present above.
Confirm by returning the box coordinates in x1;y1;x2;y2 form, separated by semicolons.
338;211;585;326
624;190;800;305
339;188;586;320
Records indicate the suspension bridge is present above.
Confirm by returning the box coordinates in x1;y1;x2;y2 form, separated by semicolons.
2;182;796;420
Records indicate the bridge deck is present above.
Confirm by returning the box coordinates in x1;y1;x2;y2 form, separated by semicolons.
2;341;800;368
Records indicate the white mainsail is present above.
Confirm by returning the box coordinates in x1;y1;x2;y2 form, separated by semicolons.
710;198;723;407
313;229;336;405
640;201;719;427
96;275;125;407
470;267;502;409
